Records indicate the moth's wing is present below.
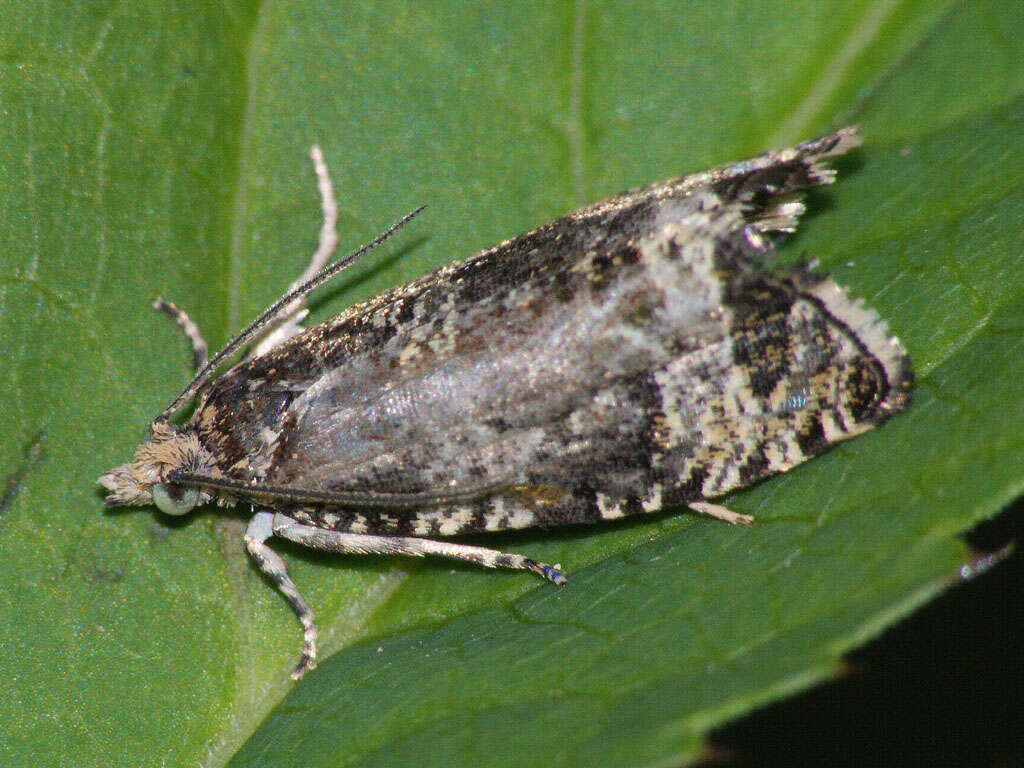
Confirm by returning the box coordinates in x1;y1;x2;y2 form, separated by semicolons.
259;188;748;497
195;129;896;532
575;127;861;234
262;164;906;519
206;128;861;409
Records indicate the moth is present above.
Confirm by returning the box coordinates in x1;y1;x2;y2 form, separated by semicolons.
99;129;912;678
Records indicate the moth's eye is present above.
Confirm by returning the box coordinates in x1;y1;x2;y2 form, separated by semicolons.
151;482;200;516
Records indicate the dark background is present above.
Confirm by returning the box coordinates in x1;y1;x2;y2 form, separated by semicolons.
701;501;1024;767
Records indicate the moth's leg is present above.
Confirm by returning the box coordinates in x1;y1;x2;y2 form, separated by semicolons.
244;511;319;679
251;145;340;358
271;513;567;585
688;500;754;526
151;297;209;372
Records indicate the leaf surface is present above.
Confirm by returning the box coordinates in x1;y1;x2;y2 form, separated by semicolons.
1;2;1021;766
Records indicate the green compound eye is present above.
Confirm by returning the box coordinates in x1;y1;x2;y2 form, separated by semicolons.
151;482;200;516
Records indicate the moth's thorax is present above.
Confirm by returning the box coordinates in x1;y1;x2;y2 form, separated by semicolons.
98;421;216;507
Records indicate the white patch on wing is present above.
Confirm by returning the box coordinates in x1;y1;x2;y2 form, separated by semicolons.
596;492;624;519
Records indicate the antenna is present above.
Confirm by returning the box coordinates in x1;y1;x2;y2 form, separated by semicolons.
154;206;426;424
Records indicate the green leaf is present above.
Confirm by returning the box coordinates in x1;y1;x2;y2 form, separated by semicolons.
2;1;1021;766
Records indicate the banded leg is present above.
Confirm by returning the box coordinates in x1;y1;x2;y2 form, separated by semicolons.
688;500;754;526
252;145;340;357
244;511;319;679
272;513;567;585
151;297;209;372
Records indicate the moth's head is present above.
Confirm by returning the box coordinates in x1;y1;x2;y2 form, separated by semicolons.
98;421;212;516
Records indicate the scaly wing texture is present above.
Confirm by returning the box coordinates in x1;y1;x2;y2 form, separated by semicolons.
191;129;909;536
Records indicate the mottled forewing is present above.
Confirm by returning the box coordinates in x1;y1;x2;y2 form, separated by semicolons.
192;129;910;536
265;194;734;498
